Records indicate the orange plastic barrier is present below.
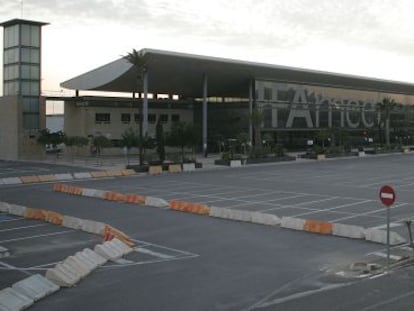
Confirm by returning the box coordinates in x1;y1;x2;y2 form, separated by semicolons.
102;225;135;247
148;165;162;175
104;191;126;202
53;183;64;192
169;200;210;215
124;194;146;204
304;220;333;235
20;175;40;184
53;183;82;196
38;175;56;182
45;211;64;225
91;171;108;178
24;208;47;220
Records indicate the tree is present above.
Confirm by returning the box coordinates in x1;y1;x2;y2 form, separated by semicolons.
37;129;65;149
92;135;112;157
252;108;264;147
377;97;398;146
155;119;165;163
123;49;147;165
64;136;89;159
166;122;200;162
121;128;139;165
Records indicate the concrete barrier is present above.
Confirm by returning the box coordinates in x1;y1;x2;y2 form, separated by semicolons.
182;163;196;172
62;215;83;230
63;256;91;278
0;287;34;310
0;201;10;213
80;219;105;235
0;246;10;258
358;151;366;157
105;169;124;177
149;165;163;175
230;160;242;167
73;172;92;179
333;223;365;239
111;238;134;255
75;251;99;270
90;171;108;178
364;228;406;245
121;169;136;176
304;220;333;235
251;212;280;226
45;263;81;287
0;179;3;185
24;208;47;221
12;274;59;301
8;204;26;216
104;191;126;202
82;188;105;199
94;242;123;260
2;177;22;185
124;194;146;204
168;164;182;173
281;217;306;231
209;207;252;222
169;200;210;215
53;173;73;181
45;211;64;225
145;196;169;208
20;175;41;184
317;154;326;160
37;174;56;182
209;206;232;219
103;225;135;247
82;248;107;266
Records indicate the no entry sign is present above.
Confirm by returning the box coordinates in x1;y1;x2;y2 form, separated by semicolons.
379;185;396;207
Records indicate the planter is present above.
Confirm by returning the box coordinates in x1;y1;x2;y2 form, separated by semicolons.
230;160;242;167
317;154;326;160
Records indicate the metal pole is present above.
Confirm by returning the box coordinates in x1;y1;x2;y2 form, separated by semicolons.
386;206;390;271
143;70;148;135
202;74;208;157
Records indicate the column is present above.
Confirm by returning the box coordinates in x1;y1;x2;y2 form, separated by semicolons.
202;74;208;157
249;80;253;146
142;70;148;134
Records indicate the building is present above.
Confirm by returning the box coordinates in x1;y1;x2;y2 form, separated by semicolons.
61;49;414;152
0;19;48;160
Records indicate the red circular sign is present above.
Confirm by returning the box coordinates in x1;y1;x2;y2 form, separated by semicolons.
379;185;396;207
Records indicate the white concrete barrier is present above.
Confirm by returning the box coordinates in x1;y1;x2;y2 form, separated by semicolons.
251;212;281;226
73;172;92;179
145;196;169;208
62;215;83;230
8;204;26;216
2;177;22;185
0;287;34;310
0;179;4;185
53;173;73;181
209;206;232;219
364;228;406;245
46;263;81;287
111;238;133;256
63;256;91;278
230;160;242;167
333;223;365;239
94;242;123;260
82;248;107;266
281;217;306;231
228;209;253;222
358;151;366;157
0;246;10;258
182;163;196;172
80;219;105;235
81;188;105;199
12;274;59;301
75;251;99;270
0;201;10;213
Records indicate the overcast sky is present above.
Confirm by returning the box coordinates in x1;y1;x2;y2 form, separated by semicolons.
2;0;414;98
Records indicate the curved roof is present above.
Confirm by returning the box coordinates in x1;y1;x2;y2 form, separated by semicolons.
61;48;414;97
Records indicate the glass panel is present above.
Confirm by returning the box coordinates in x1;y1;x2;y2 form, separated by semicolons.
21;48;40;63
4;48;19;64
21;81;39;96
4;25;19;48
31;26;40;47
4;65;19;80
23;98;40;113
21;24;31;46
21;65;40;79
4;81;19;95
23;113;40;129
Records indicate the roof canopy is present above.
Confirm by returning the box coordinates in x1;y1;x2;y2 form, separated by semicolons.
61;48;414;98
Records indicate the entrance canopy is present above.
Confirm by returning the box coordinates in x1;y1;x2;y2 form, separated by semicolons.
61;48;414;98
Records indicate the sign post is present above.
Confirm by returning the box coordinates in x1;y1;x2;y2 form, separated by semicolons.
379;185;396;271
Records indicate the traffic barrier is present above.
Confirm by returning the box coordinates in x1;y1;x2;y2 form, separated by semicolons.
12;274;59;301
251;212;281;226
333;223;365;239
124;194;146;204
80;219;105;235
304;220;333;235
364;228;406;245
168;164;182;173
82;188;105;199
73;172;92;179
0;246;10;258
24;208;47;221
37;174;56;182
105;169;124;177
45;211;64;225
53;183;82;195
169;200;210;215
8;204;26;216
209;206;232;219
103;225;135;247
75;250;100;270
2;177;22;185
145;196;169;208
53;173;73;181
62;215;83;230
121;169;136;176
104;191;126;202
182;163;196;172
45;263;81;287
149;165;163;175
230;160;242;167
111;238;134;255
209;206;253;222
94;241;123;260
281;217;306;231
82;248;107;266
90;171;108;178
317;154;326;160
63;256;91;278
0;287;34;310
0;179;3;185
20;175;40;184
0;201;10;213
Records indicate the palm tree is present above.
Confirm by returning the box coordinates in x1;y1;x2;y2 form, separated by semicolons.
252;108;264;147
123;49;147;165
377;97;398;146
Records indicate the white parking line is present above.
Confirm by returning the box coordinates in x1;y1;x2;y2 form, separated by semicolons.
291;200;372;218
0;230;74;244
0;224;47;232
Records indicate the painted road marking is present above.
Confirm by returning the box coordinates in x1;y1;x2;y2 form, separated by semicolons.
0;229;74;244
0;223;48;233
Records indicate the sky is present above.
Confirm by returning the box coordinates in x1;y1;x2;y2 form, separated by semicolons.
2;0;414;103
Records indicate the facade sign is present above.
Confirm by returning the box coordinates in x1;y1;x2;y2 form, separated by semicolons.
255;80;383;130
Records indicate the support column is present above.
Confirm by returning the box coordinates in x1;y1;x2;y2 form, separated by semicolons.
202;74;208;157
143;70;148;134
249;79;253;146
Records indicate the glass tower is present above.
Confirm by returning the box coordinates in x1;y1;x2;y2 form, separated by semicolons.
1;19;48;129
